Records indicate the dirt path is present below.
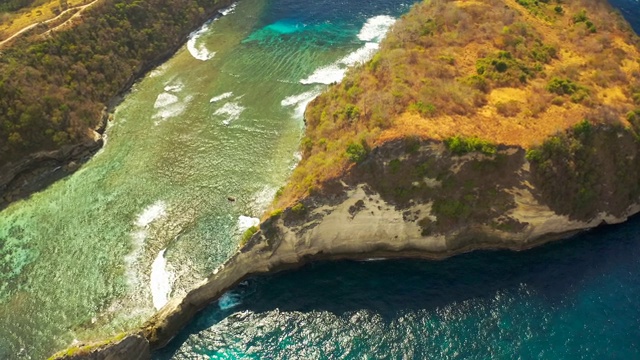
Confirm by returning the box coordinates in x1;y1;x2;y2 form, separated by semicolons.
0;0;99;48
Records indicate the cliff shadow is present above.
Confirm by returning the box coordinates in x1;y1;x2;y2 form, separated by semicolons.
155;214;640;358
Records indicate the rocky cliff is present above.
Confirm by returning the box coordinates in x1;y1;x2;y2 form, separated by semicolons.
50;0;640;358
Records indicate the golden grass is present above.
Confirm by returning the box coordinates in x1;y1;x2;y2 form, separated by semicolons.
272;0;640;210
0;0;88;40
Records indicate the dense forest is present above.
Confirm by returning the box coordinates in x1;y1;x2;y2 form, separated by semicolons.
0;0;227;167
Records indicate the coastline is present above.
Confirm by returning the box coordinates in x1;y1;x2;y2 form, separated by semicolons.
50;202;640;359
0;0;236;212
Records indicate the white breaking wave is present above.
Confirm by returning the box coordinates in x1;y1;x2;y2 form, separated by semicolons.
281;88;322;119
153;94;192;125
150;249;173;310
186;4;236;61
300;15;395;85
358;15;396;42
251;186;278;214
135;201;167;227
300;64;346;85
210;92;234;103
214;102;245;125
218;3;237;16
187;24;216;61
218;291;243;310
237;216;260;233
125;201;167;288
289;151;303;171
164;82;184;93
341;42;380;66
154;92;178;109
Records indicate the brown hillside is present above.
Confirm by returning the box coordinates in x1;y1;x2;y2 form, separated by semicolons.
273;0;640;211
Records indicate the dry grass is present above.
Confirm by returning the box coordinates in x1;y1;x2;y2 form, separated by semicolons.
273;0;640;210
0;0;88;40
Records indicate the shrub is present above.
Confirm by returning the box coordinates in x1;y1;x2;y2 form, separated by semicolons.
573;10;588;23
240;226;259;246
546;78;583;96
346;142;368;163
408;101;437;117
291;203;306;214
444;136;497;155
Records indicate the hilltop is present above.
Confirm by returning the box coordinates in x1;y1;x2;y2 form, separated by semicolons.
273;0;640;211
50;0;640;359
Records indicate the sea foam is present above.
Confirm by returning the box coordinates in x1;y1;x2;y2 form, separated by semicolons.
210;92;234;103
281;88;322;119
153;93;192;125
187;24;216;61
218;291;243;310
300;15;395;85
214;102;245;125
150;249;173;310
237;216;260;233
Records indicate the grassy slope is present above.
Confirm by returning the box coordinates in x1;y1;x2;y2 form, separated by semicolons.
272;0;640;212
0;0;88;41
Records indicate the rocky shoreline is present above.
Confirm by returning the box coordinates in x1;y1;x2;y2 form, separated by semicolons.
50;138;640;359
0;0;235;212
49;206;640;360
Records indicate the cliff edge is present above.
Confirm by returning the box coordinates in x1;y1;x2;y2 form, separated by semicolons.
51;0;640;358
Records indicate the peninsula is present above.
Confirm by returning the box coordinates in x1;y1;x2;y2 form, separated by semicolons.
49;0;640;358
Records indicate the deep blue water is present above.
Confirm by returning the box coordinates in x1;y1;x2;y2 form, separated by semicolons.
154;0;640;358
157;216;640;359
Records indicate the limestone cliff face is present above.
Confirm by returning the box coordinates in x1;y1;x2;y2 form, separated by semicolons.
50;0;640;358
256;125;640;263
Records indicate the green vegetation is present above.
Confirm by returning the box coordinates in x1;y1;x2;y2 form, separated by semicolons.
0;0;37;12
346;141;369;163
0;0;228;167
269;0;639;213
444;136;497;156
291;203;306;215
573;9;597;33
240;226;258;247
527;120;640;218
546;77;590;103
48;332;128;359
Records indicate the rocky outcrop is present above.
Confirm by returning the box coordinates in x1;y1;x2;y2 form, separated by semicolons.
49;333;150;360
0;110;107;211
51;126;640;359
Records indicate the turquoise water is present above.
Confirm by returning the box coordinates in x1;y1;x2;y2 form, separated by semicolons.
1;0;638;358
154;2;640;359
0;0;413;358
158;217;640;359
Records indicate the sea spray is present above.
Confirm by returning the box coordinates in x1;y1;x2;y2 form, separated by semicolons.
210;92;234;103
213;102;246;126
281;88;323;120
125;201;167;288
150;249;174;310
300;15;396;85
237;216;260;233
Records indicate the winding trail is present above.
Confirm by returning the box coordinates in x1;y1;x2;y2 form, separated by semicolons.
0;0;99;48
